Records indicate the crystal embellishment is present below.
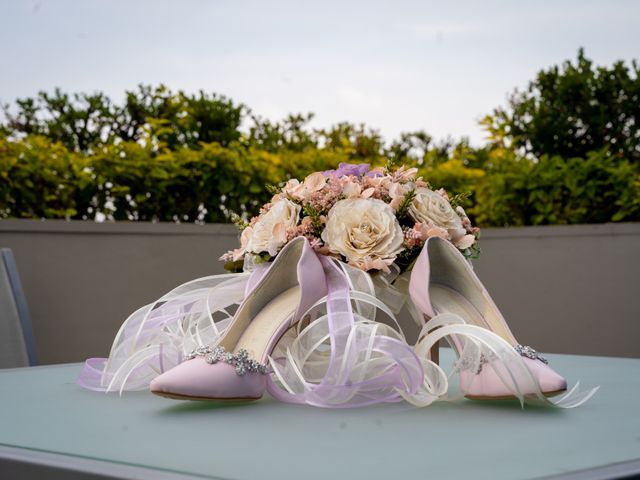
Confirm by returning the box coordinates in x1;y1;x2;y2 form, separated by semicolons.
457;344;548;375
515;344;548;364
185;345;269;376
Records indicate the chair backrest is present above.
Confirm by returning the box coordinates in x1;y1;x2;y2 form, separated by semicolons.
0;248;37;368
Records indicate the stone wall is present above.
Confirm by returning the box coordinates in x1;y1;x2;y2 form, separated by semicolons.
1;220;638;363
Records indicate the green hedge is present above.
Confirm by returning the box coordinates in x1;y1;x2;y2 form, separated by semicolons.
0;134;350;223
432;148;640;226
2;132;639;226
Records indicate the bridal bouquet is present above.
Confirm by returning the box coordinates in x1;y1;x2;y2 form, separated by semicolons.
222;163;480;273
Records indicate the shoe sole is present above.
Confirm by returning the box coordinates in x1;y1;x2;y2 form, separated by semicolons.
151;390;262;403
465;388;567;401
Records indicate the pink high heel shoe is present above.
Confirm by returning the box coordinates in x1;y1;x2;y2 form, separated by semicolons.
409;236;567;400
150;237;327;401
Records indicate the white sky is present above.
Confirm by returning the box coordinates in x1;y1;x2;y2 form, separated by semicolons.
2;0;639;144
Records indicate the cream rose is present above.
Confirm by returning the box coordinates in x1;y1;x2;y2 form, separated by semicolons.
409;188;475;249
409;188;463;232
246;199;301;256
321;198;404;271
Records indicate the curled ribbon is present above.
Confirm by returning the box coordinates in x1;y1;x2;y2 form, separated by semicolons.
77;253;598;408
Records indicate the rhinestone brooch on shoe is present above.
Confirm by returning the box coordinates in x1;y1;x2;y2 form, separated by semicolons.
185;346;269;376
515;344;548;364
458;344;548;375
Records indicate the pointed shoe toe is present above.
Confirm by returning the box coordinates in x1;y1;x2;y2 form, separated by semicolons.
462;357;567;400
150;357;266;401
526;358;567;395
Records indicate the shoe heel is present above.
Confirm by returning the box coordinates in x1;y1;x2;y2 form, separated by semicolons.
430;340;439;366
422;314;440;366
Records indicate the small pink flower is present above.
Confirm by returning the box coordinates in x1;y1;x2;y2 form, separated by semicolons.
454;206;480;236
305;172;327;192
287;172;327;201
342;180;362;198
349;256;395;273
308;237;326;252
389;182;404;198
300;216;314;228
290;216;316;238
410;223;428;241
403;226;425;248
388;182;406;211
361;187;375;198
309;237;321;247
393;166;418;182
424;222;449;240
219;251;234;262
282;179;303;198
361;175;394;201
305;179;344;212
283;179;300;191
219;226;253;262
454;234;476;250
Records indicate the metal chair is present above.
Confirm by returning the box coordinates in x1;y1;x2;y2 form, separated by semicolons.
0;248;37;368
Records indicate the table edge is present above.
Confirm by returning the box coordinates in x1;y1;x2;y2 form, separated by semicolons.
2;443;640;480
0;444;225;480
540;458;640;480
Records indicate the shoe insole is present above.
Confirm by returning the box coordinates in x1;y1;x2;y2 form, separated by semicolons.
430;284;516;345
234;286;301;363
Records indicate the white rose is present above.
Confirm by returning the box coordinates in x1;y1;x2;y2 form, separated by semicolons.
409;188;476;249
246;199;301;256
321;198;404;271
409;188;464;235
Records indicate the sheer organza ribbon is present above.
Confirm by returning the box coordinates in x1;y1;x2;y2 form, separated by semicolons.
265;257;425;407
77;253;597;408
77;273;251;393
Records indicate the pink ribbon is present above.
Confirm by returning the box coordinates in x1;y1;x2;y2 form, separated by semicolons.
266;256;425;407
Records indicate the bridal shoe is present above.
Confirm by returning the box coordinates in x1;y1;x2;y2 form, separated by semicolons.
150;237;327;401
409;236;567;400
